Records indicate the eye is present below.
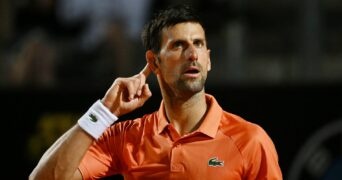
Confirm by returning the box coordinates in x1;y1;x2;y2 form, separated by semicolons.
194;39;204;48
172;41;184;49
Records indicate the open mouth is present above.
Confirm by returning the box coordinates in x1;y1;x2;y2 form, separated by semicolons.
183;67;200;78
184;66;200;74
185;69;199;74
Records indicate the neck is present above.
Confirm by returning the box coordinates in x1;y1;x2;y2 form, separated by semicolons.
162;91;208;136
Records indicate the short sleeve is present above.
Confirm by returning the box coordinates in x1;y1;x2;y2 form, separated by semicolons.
242;125;283;180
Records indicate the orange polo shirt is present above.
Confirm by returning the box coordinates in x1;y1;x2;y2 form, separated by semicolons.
79;94;282;180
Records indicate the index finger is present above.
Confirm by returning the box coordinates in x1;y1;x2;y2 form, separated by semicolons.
140;64;151;78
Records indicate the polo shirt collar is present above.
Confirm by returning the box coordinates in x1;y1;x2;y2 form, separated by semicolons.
197;94;223;138
157;94;223;138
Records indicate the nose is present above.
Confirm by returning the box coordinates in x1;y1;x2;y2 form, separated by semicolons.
186;45;198;61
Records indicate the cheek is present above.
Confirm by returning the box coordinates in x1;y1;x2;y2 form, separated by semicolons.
207;60;211;71
162;66;178;78
202;52;211;71
159;63;181;82
199;56;211;71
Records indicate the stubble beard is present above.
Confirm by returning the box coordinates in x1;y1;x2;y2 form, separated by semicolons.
176;74;207;95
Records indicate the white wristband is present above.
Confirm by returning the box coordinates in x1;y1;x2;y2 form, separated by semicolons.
78;100;118;140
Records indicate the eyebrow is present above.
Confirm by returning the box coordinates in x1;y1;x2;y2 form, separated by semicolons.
171;37;205;44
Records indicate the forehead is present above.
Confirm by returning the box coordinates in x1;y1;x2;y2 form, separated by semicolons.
161;22;206;43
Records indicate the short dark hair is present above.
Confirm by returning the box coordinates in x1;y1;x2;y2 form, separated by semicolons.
141;4;204;53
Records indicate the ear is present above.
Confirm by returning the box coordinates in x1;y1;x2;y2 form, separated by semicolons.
145;50;160;74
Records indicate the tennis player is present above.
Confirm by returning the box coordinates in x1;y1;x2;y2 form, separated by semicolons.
30;4;282;180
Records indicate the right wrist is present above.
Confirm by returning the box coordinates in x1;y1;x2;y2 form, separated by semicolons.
78;100;118;140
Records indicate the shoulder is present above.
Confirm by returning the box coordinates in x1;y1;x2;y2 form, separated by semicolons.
103;111;158;137
220;111;261;136
218;112;282;178
219;111;275;151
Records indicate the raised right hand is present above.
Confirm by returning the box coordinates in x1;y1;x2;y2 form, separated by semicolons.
101;64;152;117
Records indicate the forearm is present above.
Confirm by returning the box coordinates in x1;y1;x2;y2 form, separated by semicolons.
29;125;93;180
29;65;151;180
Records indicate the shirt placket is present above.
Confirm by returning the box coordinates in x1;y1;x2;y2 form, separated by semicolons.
166;125;186;173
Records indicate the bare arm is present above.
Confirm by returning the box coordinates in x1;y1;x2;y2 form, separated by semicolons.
29;65;151;180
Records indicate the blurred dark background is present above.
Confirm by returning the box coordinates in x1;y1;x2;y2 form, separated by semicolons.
1;0;342;179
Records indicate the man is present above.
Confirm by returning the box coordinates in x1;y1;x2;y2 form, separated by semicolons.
29;4;282;180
